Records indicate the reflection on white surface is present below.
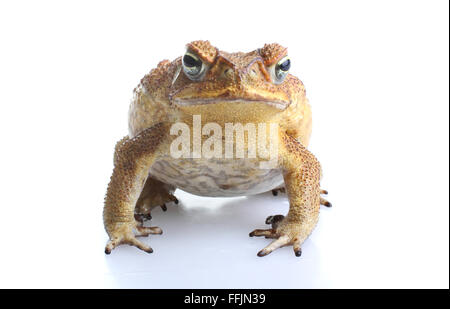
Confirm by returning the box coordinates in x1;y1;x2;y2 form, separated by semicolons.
103;191;329;288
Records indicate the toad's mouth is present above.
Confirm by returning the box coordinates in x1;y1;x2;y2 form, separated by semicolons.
173;98;290;110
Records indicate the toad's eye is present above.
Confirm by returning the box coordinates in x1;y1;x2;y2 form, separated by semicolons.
272;56;291;84
182;52;205;81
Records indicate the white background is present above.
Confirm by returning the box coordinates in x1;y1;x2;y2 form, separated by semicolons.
0;0;448;288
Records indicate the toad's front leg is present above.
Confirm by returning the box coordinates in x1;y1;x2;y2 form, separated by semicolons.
250;133;322;257
103;123;170;254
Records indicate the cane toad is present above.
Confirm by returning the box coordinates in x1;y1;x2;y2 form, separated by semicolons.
103;40;331;257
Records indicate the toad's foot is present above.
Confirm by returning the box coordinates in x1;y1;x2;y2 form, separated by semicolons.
104;220;162;254
272;187;332;207
249;215;305;257
319;189;332;207
135;177;178;222
271;187;286;196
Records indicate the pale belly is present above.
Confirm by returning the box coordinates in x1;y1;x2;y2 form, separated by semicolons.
149;157;284;197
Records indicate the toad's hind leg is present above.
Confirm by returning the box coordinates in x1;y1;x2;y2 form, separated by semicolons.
271;186;332;207
135;176;178;222
271;186;286;196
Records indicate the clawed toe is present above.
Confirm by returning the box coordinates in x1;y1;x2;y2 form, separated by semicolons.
257;235;291;257
265;215;284;228
250;215;304;257
320;197;332;207
105;239;119;255
249;215;285;239
136;225;163;236
104;220;162;255
169;195;179;204
135;194;179;221
105;236;153;255
249;228;276;238
128;237;154;253
293;242;302;257
252;233;303;257
320;189;332;207
271;188;286;196
134;213;152;224
272;188;331;208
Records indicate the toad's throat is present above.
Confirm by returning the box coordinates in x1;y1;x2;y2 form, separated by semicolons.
173;98;290;110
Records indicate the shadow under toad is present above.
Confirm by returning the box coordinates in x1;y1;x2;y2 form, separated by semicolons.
104;190;324;288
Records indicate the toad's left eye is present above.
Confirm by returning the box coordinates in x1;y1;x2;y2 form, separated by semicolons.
272;56;291;84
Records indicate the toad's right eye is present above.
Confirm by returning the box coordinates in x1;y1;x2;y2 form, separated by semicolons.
182;52;205;81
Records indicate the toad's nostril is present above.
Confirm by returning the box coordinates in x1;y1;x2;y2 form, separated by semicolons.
223;68;236;80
